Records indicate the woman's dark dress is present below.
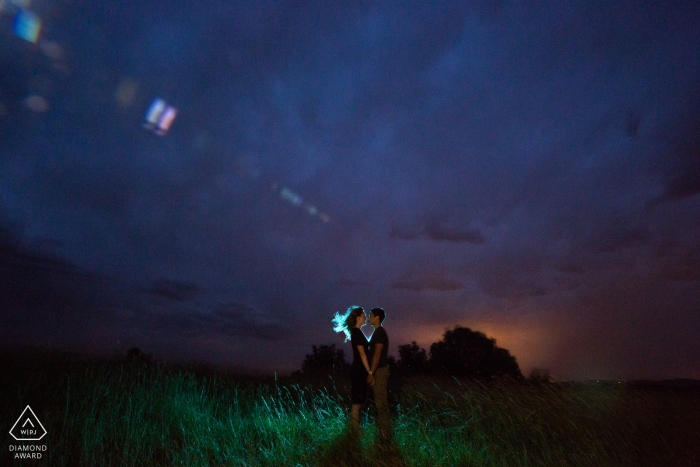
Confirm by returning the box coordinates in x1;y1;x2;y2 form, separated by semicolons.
350;327;369;404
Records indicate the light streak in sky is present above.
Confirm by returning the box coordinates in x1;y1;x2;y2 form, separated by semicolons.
233;156;330;223
271;181;330;223
279;187;302;206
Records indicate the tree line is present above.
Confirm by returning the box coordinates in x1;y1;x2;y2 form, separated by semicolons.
299;325;523;380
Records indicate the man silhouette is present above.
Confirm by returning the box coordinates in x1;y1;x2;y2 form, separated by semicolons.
367;307;392;442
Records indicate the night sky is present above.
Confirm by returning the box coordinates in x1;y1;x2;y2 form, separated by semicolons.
1;1;699;380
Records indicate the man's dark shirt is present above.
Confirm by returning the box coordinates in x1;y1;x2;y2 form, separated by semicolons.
369;326;389;369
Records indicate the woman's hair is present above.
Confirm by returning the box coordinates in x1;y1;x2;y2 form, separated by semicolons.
332;305;364;341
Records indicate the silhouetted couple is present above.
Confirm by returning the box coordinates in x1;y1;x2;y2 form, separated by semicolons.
332;306;392;443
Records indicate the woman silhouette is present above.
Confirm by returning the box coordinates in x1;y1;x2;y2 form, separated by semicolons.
332;305;371;432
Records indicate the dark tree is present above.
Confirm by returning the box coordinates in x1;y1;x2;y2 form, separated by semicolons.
125;347;152;364
300;344;349;376
529;368;552;383
397;341;428;375
428;326;522;379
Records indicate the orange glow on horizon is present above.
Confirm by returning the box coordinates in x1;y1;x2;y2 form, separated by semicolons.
395;318;557;378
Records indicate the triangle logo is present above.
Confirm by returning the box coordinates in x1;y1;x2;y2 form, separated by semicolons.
9;406;47;441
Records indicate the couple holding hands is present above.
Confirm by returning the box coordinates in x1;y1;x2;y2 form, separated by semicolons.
333;306;392;441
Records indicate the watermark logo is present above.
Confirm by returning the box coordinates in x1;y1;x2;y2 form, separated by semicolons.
9;406;46;441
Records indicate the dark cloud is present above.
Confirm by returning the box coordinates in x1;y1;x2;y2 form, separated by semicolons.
41;159;139;216
123;301;288;342
1;236;78;277
625;111;641;139
648;91;700;205
424;222;486;244
478;274;549;300
0;231;109;311
142;279;200;302
390;218;485;244
587;213;650;254
663;145;700;202
391;278;463;292
337;279;375;289
551;261;586;275
0;229;130;352
654;247;700;282
210;302;288;340
660;262;700;282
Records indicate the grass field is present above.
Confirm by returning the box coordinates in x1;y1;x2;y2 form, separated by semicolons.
2;352;699;466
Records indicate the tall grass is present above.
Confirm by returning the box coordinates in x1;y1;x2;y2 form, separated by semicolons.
2;356;699;466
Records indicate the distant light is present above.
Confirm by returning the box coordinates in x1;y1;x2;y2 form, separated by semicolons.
144;98;165;123
155;107;177;135
273;185;330;223
304;203;318;216
143;98;177;136
115;78;139;108
39;40;64;60
24;94;49;113
280;187;303;206
14;9;41;43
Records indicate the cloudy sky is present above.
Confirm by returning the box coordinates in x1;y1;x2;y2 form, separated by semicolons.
1;0;699;380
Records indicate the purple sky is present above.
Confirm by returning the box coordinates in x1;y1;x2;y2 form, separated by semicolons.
1;1;699;380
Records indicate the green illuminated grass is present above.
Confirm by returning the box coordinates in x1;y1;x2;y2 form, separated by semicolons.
2;355;699;466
